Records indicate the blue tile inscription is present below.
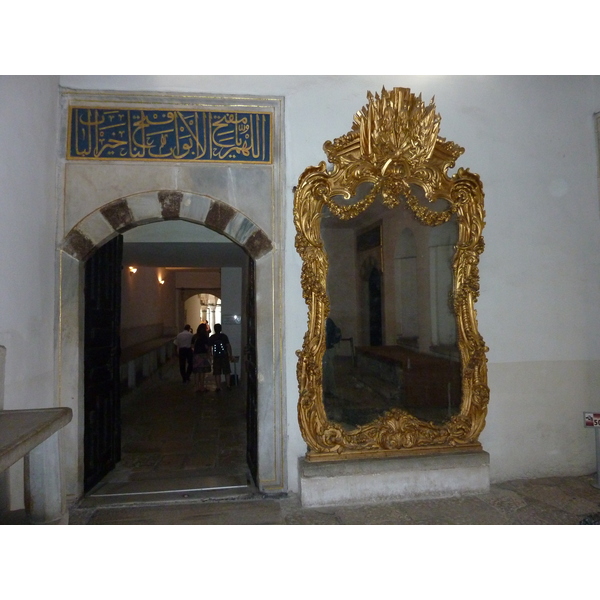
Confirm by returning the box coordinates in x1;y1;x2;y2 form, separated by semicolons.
68;107;271;163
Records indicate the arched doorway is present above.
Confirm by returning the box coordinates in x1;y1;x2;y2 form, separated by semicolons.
83;217;257;493
59;190;283;500
184;293;221;333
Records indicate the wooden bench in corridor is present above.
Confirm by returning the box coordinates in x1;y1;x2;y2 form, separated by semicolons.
120;336;176;389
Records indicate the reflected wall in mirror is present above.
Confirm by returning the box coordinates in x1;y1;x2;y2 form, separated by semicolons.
294;88;489;460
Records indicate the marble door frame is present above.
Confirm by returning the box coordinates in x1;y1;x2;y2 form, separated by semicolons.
56;90;286;502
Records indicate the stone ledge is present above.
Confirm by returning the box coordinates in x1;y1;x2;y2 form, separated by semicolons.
0;408;73;472
299;451;490;507
0;408;73;524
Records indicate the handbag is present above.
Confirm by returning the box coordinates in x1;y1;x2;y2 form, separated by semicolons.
193;353;211;371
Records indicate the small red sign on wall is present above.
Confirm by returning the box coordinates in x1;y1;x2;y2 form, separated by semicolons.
584;413;600;427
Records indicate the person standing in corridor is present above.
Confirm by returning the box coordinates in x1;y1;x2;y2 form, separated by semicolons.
175;324;194;383
192;322;211;393
208;323;233;392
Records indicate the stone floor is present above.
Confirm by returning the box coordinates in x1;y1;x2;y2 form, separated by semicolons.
60;358;600;525
5;356;600;525
69;473;600;525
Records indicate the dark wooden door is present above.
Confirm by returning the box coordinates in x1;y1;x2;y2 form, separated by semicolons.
245;257;258;485
84;235;123;492
369;267;383;346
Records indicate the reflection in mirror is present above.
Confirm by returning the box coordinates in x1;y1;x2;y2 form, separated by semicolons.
322;188;461;429
294;87;489;459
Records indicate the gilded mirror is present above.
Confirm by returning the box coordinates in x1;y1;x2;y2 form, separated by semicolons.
294;88;489;460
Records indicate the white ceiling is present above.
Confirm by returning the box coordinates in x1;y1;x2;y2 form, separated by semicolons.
122;220;248;268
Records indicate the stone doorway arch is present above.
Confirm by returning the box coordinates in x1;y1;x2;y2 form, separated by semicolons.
58;190;285;502
62;190;273;263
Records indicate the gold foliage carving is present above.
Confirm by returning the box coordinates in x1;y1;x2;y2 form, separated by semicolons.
294;87;489;460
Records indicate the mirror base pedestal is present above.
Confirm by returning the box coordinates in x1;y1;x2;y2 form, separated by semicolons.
298;450;490;508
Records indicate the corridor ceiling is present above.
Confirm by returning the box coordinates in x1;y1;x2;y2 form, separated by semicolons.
122;220;247;268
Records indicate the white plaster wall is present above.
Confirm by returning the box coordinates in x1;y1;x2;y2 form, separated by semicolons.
50;76;600;487
0;76;60;406
0;75;598;505
175;271;220;289
121;266;172;347
0;346;7;510
483;361;600;481
156;269;176;337
0;76;60;508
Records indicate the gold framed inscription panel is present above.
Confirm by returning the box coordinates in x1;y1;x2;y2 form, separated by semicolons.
294;88;489;461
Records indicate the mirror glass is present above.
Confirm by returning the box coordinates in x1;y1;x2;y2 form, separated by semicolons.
321;185;461;429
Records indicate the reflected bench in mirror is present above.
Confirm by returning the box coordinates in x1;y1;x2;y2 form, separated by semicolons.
325;345;461;429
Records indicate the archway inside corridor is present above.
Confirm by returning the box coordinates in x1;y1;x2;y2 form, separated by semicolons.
184;293;222;334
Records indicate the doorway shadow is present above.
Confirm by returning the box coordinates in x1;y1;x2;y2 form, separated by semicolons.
82;358;255;506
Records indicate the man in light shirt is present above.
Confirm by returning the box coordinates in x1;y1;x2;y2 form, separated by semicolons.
175;324;194;383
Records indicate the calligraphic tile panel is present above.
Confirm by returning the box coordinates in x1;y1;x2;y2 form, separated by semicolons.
68;108;272;164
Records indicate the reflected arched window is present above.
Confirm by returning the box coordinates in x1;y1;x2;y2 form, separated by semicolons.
429;218;458;347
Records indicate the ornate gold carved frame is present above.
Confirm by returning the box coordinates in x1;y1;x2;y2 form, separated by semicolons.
294;88;489;461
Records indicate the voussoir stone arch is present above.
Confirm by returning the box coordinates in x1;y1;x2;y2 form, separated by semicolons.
61;190;274;261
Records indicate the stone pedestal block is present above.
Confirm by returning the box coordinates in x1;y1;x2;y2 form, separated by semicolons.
299;451;490;507
25;433;68;524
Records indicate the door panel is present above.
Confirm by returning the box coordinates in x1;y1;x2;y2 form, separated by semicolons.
245;257;258;484
369;267;383;346
84;235;123;492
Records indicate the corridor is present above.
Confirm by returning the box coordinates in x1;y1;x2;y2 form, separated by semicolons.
79;357;254;509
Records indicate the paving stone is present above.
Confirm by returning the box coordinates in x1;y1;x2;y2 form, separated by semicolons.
86;500;284;525
183;451;217;469
117;453;161;470
156;454;187;470
477;488;528;515
510;503;578;525
283;508;341;525
68;507;97;525
381;495;510;525
498;479;600;517
334;502;418;525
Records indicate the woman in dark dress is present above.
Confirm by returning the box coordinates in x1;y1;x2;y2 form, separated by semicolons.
192;322;211;392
